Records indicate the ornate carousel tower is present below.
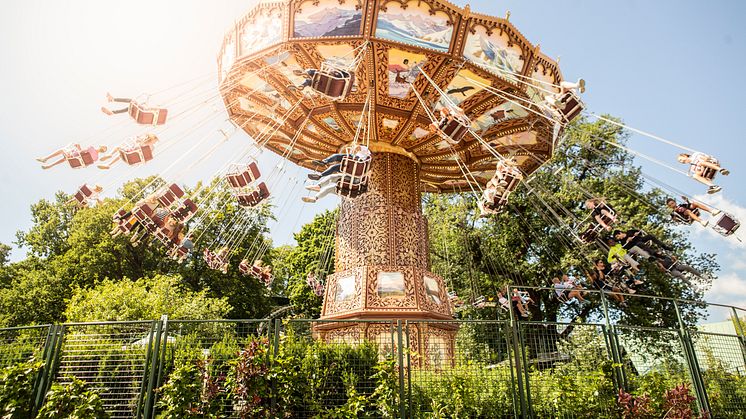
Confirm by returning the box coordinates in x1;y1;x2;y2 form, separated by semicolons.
219;0;566;363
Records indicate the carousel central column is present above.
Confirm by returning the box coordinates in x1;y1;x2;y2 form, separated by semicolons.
317;152;456;362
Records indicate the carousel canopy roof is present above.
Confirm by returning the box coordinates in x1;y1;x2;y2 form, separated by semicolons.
219;0;566;192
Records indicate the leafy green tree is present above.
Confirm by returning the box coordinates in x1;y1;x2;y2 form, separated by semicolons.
0;266;67;327
5;176;275;325
278;210;337;318
0;243;11;266
64;274;232;322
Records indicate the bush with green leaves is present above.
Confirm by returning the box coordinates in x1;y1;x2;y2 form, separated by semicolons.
36;376;108;419
0;358;43;419
410;362;514;418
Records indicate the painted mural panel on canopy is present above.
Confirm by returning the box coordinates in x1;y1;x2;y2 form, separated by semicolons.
441;69;490;106
464;25;524;81
267;51;307;87
493;131;537;147
472;102;528;132
239;8;284;57
239;74;291;113
293;0;363;38
375;1;454;53
317;43;359;70
527;62;560;103
387;48;427;99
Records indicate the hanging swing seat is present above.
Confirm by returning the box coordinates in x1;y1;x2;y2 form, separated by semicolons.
129;102;168;125
121;144;154;165
237;182;270;207
66;146;99;169
496;166;523;192
226;162;261;188
311;63;355;100
693;156;720;181
336;153;371;198
203;249;229;271
485;195;509;213
670;206;700;225
713;213;740;237
576;222;603;245
172;199;198;222
439;115;470;144
557;90;584;123
157;184;186;208
132;203;161;233
72;184;96;206
240;263;273;286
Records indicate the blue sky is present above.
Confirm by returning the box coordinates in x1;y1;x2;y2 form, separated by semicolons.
1;1;744;320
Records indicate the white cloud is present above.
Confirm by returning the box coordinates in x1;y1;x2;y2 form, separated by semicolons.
704;272;746;317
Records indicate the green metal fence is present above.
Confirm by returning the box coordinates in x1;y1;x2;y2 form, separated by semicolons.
2;292;746;418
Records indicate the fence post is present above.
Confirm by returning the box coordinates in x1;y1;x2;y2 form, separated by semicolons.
503;321;520;419
731;307;746;371
396;320;406;419
33;324;62;414
599;291;624;391
140;318;163;419
156;315;170;391
507;287;529;418
673;300;710;416
271;318;281;413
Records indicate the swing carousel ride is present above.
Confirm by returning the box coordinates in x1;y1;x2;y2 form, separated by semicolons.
38;0;741;364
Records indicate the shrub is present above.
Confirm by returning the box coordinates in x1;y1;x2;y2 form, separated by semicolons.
0;358;43;419
36;377;108;419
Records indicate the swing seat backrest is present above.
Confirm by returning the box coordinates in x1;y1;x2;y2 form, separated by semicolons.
694;156;719;180
670;212;694;225
238;263;250;276
227;162;261;188
578;224;599;244
340;156;370;177
129;102;168;126
158;184;185;207
441;118;469;143
133;204;158;232
66;148;96;169
698;166;717;181
558;91;584;123
713;213;741;236
596;204;617;226
173;199;198;222
237;182;269;207
73;185;93;204
122;144;154;165
311;65;354;100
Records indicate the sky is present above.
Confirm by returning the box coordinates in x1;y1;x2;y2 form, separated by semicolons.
1;1;745;321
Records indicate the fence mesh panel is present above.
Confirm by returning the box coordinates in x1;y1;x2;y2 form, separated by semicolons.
278;320;396;418
0;325;50;367
614;325;696;412
157;320;270;418
405;320;517;418
519;322;617;418
53;322;153;418
691;331;746;417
